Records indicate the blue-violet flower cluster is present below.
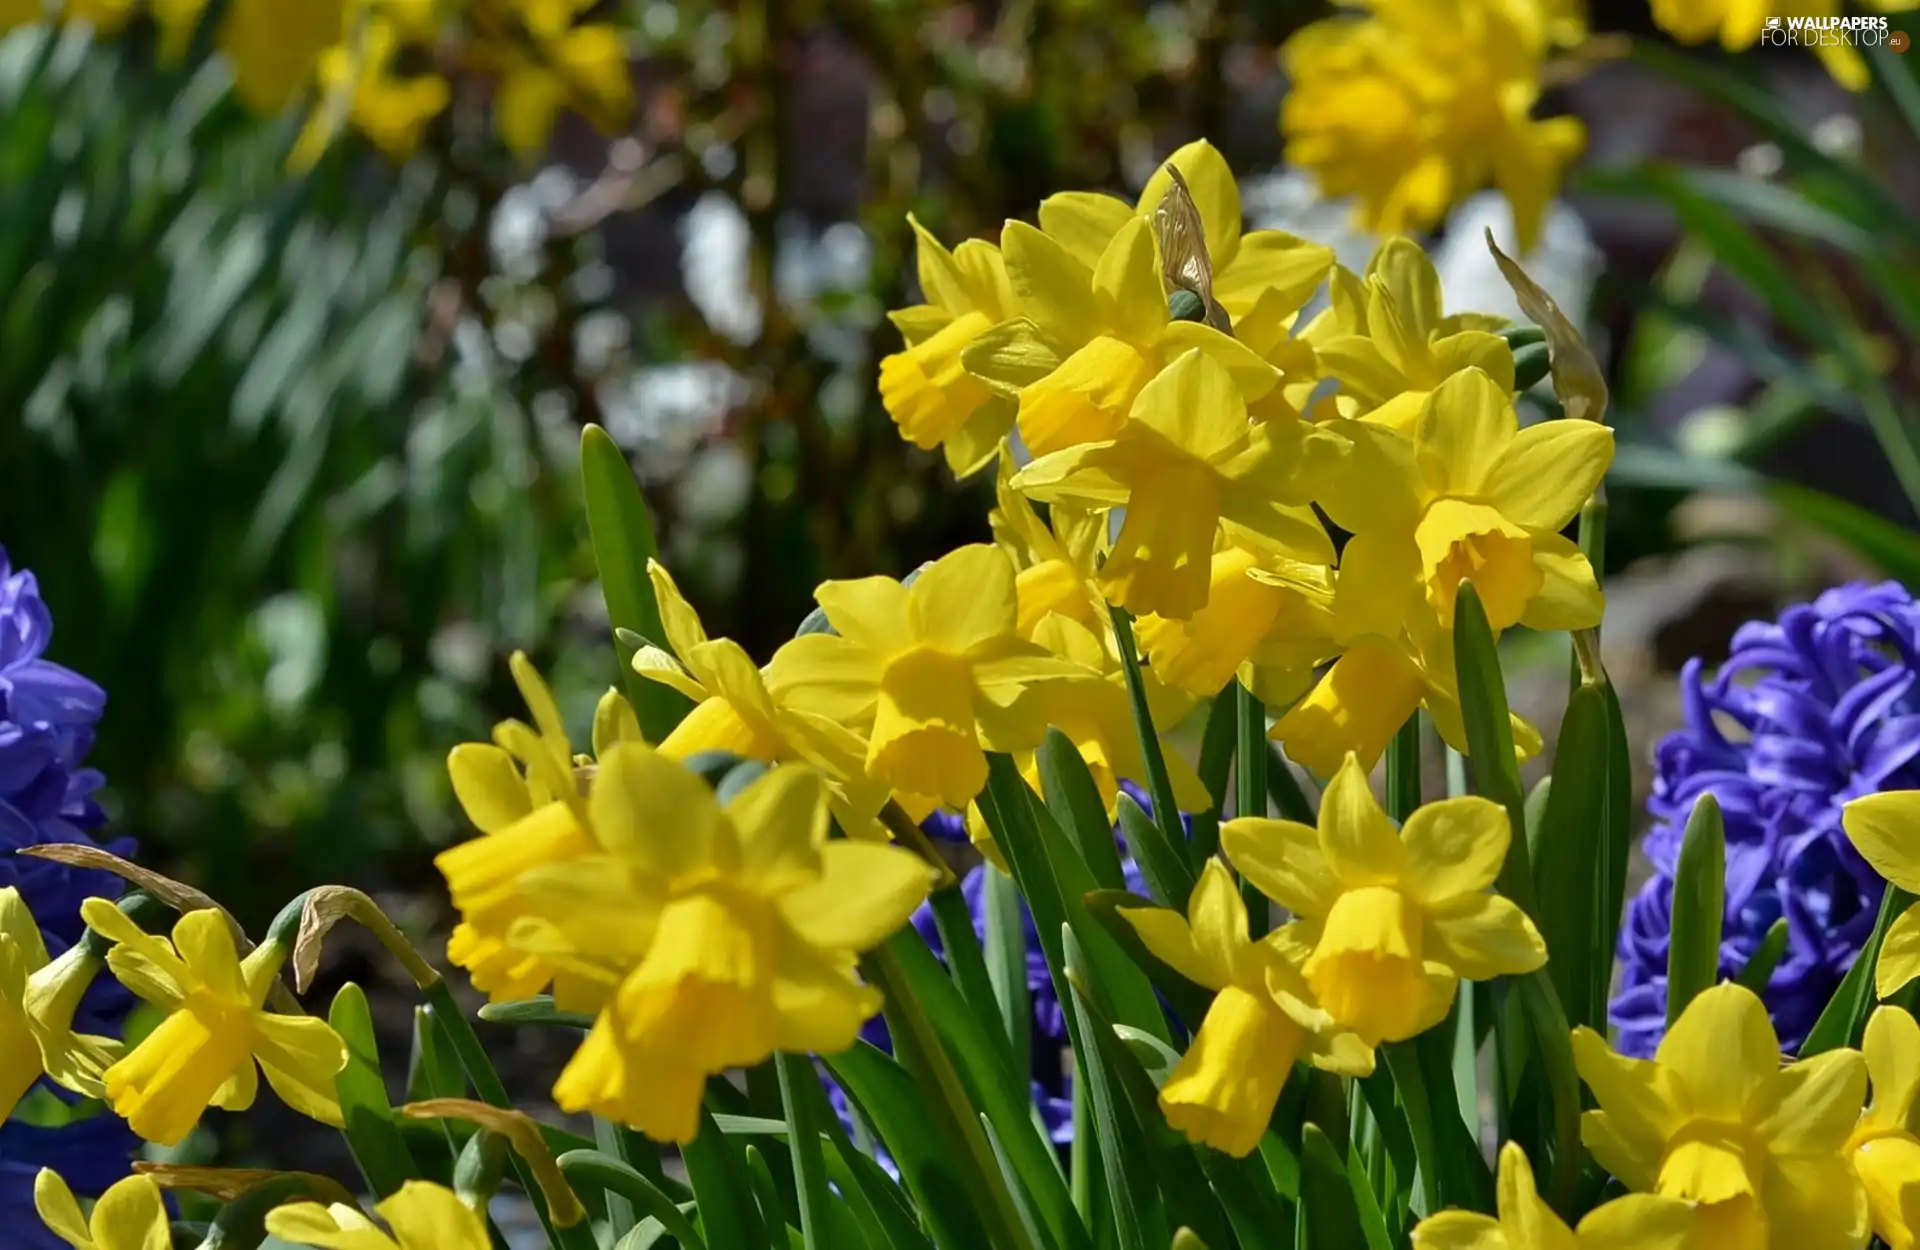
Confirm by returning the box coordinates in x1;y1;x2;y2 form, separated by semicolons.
1612;580;1920;1056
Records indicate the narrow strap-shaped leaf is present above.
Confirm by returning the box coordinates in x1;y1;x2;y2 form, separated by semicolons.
1804;883;1914;1055
580;423;693;741
1263;743;1318;825
1667;793;1726;1027
685;1104;775;1250
1735;918;1790;994
1083;889;1215;1032
1038;728;1128;890
928;886;1005;1045
1063;928;1166;1250
1297;1124;1368;1250
1116;794;1198;918
560;1150;709;1250
1187;686;1239;866
329;981;419;1199
814;1076;932;1250
1195;1148;1294;1250
1595;676;1636;1031
1452;583;1536;915
982;863;1035;1080
777;1054;833;1250
1236;682;1270;936
1109;606;1199;909
1533;684;1612;1031
1516;973;1584;1219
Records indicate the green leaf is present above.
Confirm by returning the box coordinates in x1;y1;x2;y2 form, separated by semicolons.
1038;727;1129;890
1735;918;1791;995
1235;683;1271;936
1062;927;1166;1250
684;1105;775;1250
1515;973;1584;1219
1186;686;1239;865
1297;1124;1368;1250
329;982;419;1198
476;996;595;1029
1109;606;1198;907
776;1054;833;1250
1195;1149;1294;1250
560;1150;708;1250
1082;889;1215;1029
1451;583;1536;915
983;863;1035;1081
580;423;694;741
1533;684;1612;1031
1263;743;1318;824
1769;482;1920;587
1803;883;1914;1056
1116;792;1199;916
1667;793;1727;1027
1596;678;1636;1032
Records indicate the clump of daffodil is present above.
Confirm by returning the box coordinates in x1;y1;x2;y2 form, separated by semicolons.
1840;791;1920;999
292;0;451;169
1573;982;1869;1250
268;1180;491;1250
83;901;348;1147
767;543;1093;811
473;0;634;158
1849;1006;1920;1250
1120;859;1372;1157
632;559;890;838
1224;754;1546;1045
964;214;1281;458
1321;365;1611;637
36;1170;172;1250
1036;139;1335;331
879;217;1019;477
1306;238;1514;425
511;749;933;1142
1650;0;1917;92
151;0;346;115
1134;542;1341;703
1412;1141;1697;1250
0;887;122;1122
1282;0;1584;251
437;653;637;1008
1012;348;1344;620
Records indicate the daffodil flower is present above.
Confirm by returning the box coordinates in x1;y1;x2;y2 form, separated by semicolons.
512;750;934;1142
1035;139;1335;330
151;0;343;114
1321;365;1610;638
1135;544;1340;700
436;655;625;1007
0;887;121;1122
1840;791;1920;999
1307;239;1514;426
766;544;1094;810
991;459;1110;643
631;559;890;838
1849;1006;1920;1250
1224;754;1546;1046
964;214;1280;457
83;902;348;1147
484;0;633;157
1412;1141;1697;1250
1573;982;1870;1250
267;1179;491;1250
1120;859;1372;1157
1012;349;1343;620
292;12;451;171
35;1170;172;1250
879;217;1019;476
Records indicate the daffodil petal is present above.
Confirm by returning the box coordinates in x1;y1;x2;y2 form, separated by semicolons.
1757;1048;1867;1155
1398;795;1510;905
90;1174;169;1250
771;940;883;1055
727;766;828;896
33;1169;93;1250
1119;905;1227;991
1036;191;1135;269
909;544;1021;655
779;842;933;951
1763;1152;1872;1250
1570;1026;1678;1189
1425;894;1547;981
590;742;727;880
1517;531;1604;633
1414;368;1517;499
1002;220;1101;341
1220;817;1340;917
1483;418;1614;531
1862;1005;1920;1133
1317;754;1404;885
1093;216;1166;344
254;1012;348;1129
378;1180;493;1249
1653;982;1781;1120
1572;1194;1701;1250
1843;792;1920;894
1408;1211;1503;1250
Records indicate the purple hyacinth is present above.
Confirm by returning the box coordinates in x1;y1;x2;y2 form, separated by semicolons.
1;549;139;1231
1612;581;1920;1056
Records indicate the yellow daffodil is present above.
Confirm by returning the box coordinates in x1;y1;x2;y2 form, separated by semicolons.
1307;239;1513;425
268;1179;491;1250
631;559;890;838
1849;1006;1920;1250
83;902;348;1147
1282;0;1584;251
1840;791;1920;999
766;544;1092;811
880;217;1019;476
991;458;1110;644
152;0;346;115
512;750;933;1142
1225;754;1546;1045
1135;544;1341;701
35;1170;172;1250
1412;1141;1697;1250
1120;859;1372;1157
1036;139;1335;330
1650;0;1918;92
1321;366;1610;638
1012;349;1344;619
964;214;1281;457
436;655;628;1007
479;0;633;157
1573;982;1870;1250
292;3;451;170
0;888;121;1122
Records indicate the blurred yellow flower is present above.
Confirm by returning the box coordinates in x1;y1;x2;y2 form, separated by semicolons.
268;1179;491;1250
879;217;1019;477
633;559;890;838
84;902;347;1147
1412;1141;1697;1250
512;750;932;1142
1573;982;1869;1250
0;888;121;1122
36;1170;172;1250
1282;0;1583;251
766;544;1093;811
480;0;633;158
1012;349;1344;619
1850;1006;1920;1250
965;216;1280;457
1650;0;1918;92
1119;859;1372;1157
293;2;450;170
1135;544;1340;701
154;0;346;115
1225;754;1545;1045
1841;791;1920;999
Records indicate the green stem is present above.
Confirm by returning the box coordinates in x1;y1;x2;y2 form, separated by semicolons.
1108;605;1187;858
1235;681;1270;936
1386;717;1421;824
776;1053;833;1250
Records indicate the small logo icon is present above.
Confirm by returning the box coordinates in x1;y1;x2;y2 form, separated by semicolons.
1766;15;1780;27
1894;29;1912;53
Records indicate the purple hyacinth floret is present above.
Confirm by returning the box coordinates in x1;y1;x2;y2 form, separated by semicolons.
1612;581;1920;1056
0;549;139;1223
